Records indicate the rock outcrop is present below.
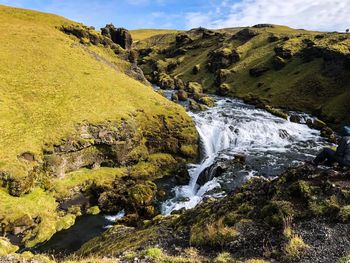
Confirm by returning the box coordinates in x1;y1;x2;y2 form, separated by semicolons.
101;24;133;50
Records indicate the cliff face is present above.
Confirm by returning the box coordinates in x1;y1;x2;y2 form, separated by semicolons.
0;5;198;248
136;25;350;129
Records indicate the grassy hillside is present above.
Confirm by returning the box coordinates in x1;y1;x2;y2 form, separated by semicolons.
136;25;350;129
131;29;182;41
0;5;197;248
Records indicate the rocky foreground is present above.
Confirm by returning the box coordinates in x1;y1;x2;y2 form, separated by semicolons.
2;165;350;262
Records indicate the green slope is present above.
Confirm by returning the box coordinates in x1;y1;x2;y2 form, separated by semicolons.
0;5;197;248
136;25;350;129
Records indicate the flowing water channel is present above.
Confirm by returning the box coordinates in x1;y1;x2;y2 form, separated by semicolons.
33;92;329;254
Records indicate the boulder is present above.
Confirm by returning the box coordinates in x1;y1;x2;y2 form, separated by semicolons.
101;24;133;50
268;35;280;43
233;28;259;41
171;93;179;102
175;164;191;185
192;64;200;75
158;73;175;89
177;90;188;101
208;48;240;72
290;115;302;124
189;99;200;111
175;34;192;46
199;96;215;107
174;77;185;90
218;83;230;96
215;69;231;85
186;82;203;94
274;46;293;59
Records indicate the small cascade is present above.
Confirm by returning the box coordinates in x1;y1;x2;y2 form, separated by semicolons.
161;97;327;215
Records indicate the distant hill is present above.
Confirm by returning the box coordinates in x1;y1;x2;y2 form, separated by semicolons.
131;29;182;41
136;24;350;129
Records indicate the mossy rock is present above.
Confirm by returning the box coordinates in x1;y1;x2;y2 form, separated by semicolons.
177;90;188;101
199;96;215;107
192;64;200;74
186;82;203;94
218;83;231;96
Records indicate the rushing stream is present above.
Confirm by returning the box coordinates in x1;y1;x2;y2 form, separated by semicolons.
33;92;329;254
161;96;328;214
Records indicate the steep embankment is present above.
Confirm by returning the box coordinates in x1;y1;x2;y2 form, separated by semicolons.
78;165;350;263
0;5;197;249
136;25;350;129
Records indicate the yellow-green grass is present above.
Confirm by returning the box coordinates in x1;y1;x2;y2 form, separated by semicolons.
131;29;182;41
0;5;192;178
52;167;127;199
0;187;76;247
138;24;350;127
0;5;197;248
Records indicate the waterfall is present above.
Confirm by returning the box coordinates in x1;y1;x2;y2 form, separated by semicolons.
161;97;327;215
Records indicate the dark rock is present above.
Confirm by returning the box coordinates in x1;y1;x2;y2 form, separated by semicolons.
290;115;302;124
171;93;179;102
175;34;192;46
101;24;133;50
192;64;200;75
208;48;240;72
249;66;270;77
174;77;185;90
233;28;259;41
272;56;287;70
274;46;293;59
268;35;280;42
177;90;188;101
253;24;274;28
218;83;230;96
175;164;190;185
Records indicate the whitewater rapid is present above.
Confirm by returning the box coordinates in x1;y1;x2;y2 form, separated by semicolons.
161;97;327;214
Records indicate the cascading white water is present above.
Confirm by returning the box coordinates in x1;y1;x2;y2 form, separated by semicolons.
161;97;327;215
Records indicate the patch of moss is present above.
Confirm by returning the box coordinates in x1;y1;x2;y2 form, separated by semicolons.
190;218;239;247
283;235;309;260
0;237;18;256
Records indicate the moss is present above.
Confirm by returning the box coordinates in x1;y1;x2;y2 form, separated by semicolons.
0;237;19;256
187;82;203;94
199;96;215;107
283;235;309;260
128;181;157;207
180;144;198;159
87;206;101;215
213;252;236;263
190;218;239;247
339;205;350;222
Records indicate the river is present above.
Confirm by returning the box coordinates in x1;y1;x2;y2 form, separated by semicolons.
33;92;328;254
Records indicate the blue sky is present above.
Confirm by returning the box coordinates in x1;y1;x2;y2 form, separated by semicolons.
0;0;349;31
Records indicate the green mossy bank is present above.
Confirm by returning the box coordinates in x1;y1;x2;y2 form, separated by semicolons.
0;5;198;248
136;25;350;129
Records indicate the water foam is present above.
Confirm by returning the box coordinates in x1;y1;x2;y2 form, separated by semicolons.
161;97;326;214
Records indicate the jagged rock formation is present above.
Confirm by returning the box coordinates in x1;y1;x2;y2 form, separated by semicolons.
101;24;133;50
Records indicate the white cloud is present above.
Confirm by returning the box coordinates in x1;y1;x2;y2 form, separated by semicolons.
185;0;350;32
